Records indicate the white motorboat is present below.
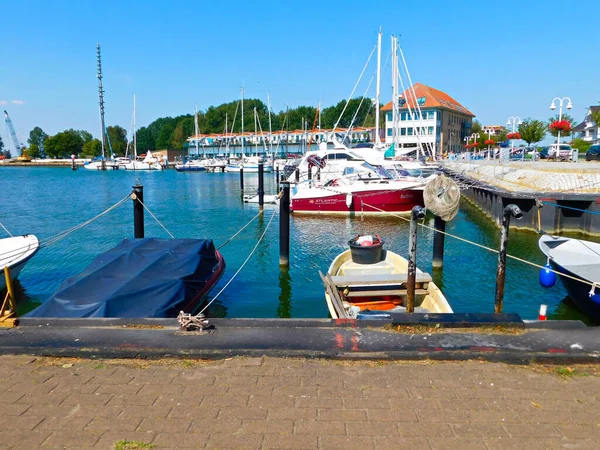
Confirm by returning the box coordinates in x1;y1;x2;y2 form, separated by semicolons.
0;235;40;290
175;159;207;172
321;235;452;319
539;235;600;322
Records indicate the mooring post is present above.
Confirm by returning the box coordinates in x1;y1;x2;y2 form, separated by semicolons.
407;206;426;313
258;162;264;210
295;168;299;183
132;184;144;239
432;215;446;268
276;164;279;180
239;166;244;192
494;204;523;313
71;154;76;171
279;182;290;267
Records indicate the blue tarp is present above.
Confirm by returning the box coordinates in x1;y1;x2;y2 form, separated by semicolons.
26;238;224;318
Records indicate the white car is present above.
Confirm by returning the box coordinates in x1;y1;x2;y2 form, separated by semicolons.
547;144;573;160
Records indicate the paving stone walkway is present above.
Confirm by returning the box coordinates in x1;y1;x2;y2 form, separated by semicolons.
0;355;599;449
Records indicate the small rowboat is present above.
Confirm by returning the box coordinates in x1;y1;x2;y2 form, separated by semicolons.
321;235;452;319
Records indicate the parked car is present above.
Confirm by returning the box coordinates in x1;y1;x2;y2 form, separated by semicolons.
547;144;573;160
586;144;600;161
509;147;539;160
539;146;549;159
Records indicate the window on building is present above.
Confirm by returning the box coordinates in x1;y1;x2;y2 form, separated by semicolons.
400;128;406;136
400;112;407;121
387;128;392;136
428;126;434;135
417;97;426;105
428;111;435;119
407;127;413;136
386;112;392;121
398;99;406;107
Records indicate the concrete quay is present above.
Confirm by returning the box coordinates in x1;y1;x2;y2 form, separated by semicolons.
441;160;600;236
1;354;599;449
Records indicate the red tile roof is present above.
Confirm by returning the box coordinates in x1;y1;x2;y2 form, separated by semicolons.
381;83;474;117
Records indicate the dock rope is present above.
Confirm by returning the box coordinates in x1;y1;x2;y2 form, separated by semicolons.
361;201;599;290
177;207;277;330
217;210;263;250
0;221;13;237
135;197;175;238
41;193;132;249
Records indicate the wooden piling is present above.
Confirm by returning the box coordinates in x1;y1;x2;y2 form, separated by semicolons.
239;166;244;192
279;182;290;267
494;204;523;313
432;216;446;268
1;267;18;327
407;206;426;313
133;184;144;239
258;162;264;210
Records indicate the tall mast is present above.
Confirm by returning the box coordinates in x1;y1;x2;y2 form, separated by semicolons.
241;83;244;157
225;113;229;155
96;43;106;159
391;36;398;149
254;106;258;156
194;103;199;157
375;27;382;146
267;92;273;155
133;94;137;158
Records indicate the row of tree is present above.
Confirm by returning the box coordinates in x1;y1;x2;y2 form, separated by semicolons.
18;97;378;159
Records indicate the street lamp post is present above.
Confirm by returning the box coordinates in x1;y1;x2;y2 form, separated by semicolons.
506;116;522;154
470;132;480;157
550;96;573;149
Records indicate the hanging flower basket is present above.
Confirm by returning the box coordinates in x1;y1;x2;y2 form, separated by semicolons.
550;120;571;132
484;139;495;145
465;143;473;149
507;132;521;140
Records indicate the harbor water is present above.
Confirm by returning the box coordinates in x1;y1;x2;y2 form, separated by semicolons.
1;167;596;322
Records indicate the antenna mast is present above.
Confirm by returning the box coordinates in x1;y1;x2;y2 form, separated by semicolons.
97;43;106;159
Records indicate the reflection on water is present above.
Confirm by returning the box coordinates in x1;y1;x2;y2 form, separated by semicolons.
277;269;292;318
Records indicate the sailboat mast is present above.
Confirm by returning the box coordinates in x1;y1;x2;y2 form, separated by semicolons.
375;27;382;146
96;43;106;159
225;113;229;155
267;92;273;155
254;107;258;156
241;84;244;158
194;104;199;157
133;94;137;158
391;36;398;150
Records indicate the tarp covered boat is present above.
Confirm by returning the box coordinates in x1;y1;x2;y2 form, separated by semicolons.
26;238;225;318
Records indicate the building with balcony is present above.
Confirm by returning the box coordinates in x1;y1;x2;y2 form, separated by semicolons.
381;83;475;156
573;106;600;144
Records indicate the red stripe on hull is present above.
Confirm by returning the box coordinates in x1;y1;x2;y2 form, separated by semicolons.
292;189;424;214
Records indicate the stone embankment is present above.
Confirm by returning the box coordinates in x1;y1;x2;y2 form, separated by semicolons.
0;159;89;167
442;161;600;194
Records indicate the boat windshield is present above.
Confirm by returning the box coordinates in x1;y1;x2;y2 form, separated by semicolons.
342;162;392;179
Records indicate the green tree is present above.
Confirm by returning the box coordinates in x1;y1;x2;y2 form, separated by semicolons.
518;118;546;145
44;131;84;158
82;138;102;157
27;126;48;158
27;143;41;159
548;113;576;138
590;106;600;129
136;127;155;152
156;120;176;149
471;120;482;134
106;125;127;155
570;138;592;153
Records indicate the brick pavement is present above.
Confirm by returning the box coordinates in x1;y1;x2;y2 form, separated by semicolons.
0;355;599;449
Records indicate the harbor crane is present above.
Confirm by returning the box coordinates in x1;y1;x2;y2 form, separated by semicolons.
4;110;22;156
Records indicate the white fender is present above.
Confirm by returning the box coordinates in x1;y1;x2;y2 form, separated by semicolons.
346;193;353;208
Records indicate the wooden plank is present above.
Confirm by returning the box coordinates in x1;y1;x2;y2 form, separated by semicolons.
319;271;347;319
346;289;428;298
330;273;432;286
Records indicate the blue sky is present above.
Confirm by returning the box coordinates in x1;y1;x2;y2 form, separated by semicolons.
1;0;598;146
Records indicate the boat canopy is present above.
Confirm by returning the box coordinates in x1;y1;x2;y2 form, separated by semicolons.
26;238;223;318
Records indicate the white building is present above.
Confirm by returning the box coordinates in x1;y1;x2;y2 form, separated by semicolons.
573;106;600;143
381;83;475;156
